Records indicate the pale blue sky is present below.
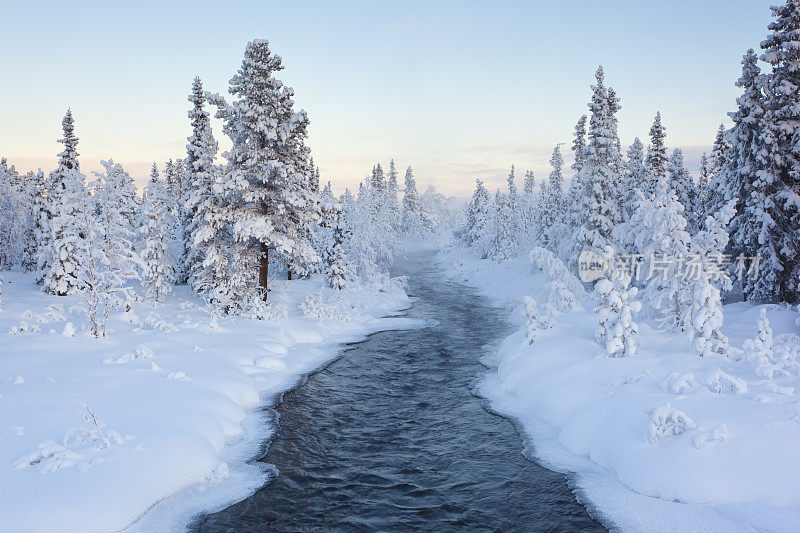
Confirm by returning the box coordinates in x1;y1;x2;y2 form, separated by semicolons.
0;0;776;196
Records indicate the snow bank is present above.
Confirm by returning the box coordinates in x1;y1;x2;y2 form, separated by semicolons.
439;247;800;532
0;272;413;532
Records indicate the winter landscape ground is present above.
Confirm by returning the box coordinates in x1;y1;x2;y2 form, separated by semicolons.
3;1;800;531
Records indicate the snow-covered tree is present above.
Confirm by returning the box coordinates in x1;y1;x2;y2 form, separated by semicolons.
747;3;800;302
635;178;693;330
325;203;348;290
595;248;641;358
385;159;401;232
38;110;80;285
74;187;135;338
620;137;647;222
461;178;490;250
540;146;565;251
183;76;222;291
646;112;668;197
140;165;174;301
402;165;425;239
690;200;736;356
209;39;319;301
570;66;622;262
571;115;588;172
667;149;698;234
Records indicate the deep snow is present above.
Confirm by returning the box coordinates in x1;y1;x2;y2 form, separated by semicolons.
0;272;414;532
438;247;800;533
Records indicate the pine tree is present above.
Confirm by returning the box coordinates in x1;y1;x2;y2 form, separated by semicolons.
667;149;698;233
326;203;349;290
402;165;425;239
571;115;588;172
541;146;565;250
43;165;85;296
523;169;536;195
751;1;800;302
183;76;221;290
385;159;401;232
462;178;491;257
140;165;174;301
570;66;622;262
690;200;736;356
620;137;647;221
91;161;141;294
646;112;668;196
209;39;319;301
38;110;80;285
728;50;764;264
636;178;693;330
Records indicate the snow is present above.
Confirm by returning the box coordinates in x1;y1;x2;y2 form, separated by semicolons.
439;247;800;532
0;271;414;532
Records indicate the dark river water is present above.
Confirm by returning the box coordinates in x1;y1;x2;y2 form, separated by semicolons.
196;250;603;532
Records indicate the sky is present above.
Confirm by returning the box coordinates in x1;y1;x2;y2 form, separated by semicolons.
0;0;778;197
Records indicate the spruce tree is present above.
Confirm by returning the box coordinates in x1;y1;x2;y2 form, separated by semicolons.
571;115;588;172
570;66;622;262
210;40;319;301
183;76;221;290
646;112;668;196
140;165;174;301
751;1;800;302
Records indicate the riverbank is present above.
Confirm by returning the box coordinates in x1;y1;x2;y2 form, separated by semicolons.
0;272;413;532
438;246;800;533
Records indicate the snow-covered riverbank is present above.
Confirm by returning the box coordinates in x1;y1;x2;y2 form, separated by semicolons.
438;247;800;533
0;272;413;532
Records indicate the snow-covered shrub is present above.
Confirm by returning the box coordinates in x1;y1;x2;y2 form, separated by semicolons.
689;200;736;356
521;296;553;345
14;402;125;474
299;288;352;322
594;257;641;358
8;305;65;335
707;367;748;394
742;308;783;378
132;312;178;333
646;403;697;443
661;372;700;395
530;247;584;312
104;345;154;365
691;282;729;357
694;424;728;450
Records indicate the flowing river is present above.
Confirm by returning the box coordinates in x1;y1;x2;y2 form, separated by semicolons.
196;250;603;531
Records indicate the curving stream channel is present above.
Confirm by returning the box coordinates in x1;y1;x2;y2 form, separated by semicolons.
196;250;603;531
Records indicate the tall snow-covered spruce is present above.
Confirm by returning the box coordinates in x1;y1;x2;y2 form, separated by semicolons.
42;110;84;296
210;39;319;304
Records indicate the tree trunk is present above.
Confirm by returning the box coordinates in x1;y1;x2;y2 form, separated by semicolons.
287;269;292;281
259;245;269;301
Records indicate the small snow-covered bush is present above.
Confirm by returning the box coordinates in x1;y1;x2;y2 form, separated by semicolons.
299;288;352;322
9;305;66;335
530;247;585;306
707;367;748;394
594;269;641;358
694;424;728;450
104;345;154;365
742;308;783;378
521;296;553;345
661;372;700;395
132;312;178;333
691;282;729;357
646;403;697;443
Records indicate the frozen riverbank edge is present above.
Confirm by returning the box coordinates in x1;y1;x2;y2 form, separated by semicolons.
0;272;416;533
438;247;800;533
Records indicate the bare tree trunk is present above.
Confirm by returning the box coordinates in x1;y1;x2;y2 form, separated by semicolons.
259;244;269;302
287;269;292;281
